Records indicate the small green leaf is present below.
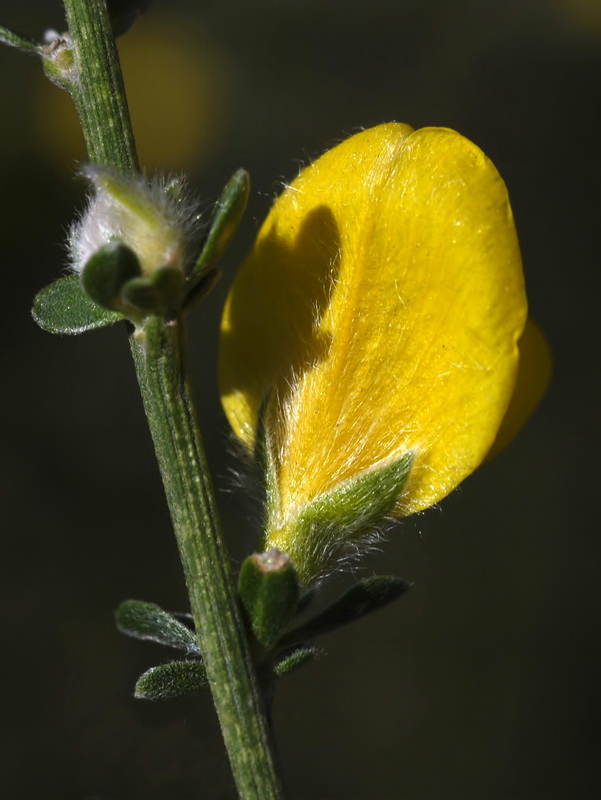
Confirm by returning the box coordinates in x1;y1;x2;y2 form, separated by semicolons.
0;23;40;53
280;576;410;645
116;600;200;653
135;660;207;700
119;276;156;310
238;549;300;649
81;241;142;310
121;266;184;315
32;275;124;334
188;169;250;287
274;646;319;677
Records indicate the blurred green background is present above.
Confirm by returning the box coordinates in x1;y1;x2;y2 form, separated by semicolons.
0;1;599;798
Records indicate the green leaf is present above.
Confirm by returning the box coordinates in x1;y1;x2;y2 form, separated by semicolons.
239;549;300;649
280;576;410;645
116;600;200;653
121;266;184;315
81;241;142;310
32;275;124;334
135;660;207;700
0;23;40;53
188;169;250;287
274;646;319;677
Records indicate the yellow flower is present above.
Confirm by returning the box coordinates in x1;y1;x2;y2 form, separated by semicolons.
219;123;549;584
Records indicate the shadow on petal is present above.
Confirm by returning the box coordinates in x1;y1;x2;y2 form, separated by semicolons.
220;204;341;443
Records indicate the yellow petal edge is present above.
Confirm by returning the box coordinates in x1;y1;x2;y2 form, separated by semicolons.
220;123;530;548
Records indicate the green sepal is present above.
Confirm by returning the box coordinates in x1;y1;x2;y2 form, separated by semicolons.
188;169;250;288
280;576;410;646
238;549;300;649
299;452;414;536
32;274;124;334
282;451;414;584
135;660;207;701
120;266;184;315
274;646;319;677
116;600;200;654
253;389;281;537
81;241;142;310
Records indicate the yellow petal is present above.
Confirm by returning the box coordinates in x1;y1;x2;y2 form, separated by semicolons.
487;318;552;459
220;123;528;537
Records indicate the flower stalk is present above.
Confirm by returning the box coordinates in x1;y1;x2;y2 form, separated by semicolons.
55;1;284;797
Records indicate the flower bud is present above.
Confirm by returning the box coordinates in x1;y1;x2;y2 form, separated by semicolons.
69;166;201;280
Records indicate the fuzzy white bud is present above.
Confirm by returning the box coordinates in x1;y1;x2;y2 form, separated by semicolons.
69;166;202;278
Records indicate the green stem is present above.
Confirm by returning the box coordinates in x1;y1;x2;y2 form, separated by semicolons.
63;0;138;173
56;2;284;797
131;318;283;799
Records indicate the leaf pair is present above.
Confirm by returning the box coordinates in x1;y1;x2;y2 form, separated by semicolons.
117;573;409;700
116;600;205;701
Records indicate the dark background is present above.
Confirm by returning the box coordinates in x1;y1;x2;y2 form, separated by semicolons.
0;1;599;798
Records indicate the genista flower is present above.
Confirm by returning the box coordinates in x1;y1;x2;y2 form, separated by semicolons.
220;123;549;585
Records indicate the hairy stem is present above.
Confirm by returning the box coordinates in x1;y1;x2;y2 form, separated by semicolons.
56;1;284;796
63;0;138;173
131;318;283;799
